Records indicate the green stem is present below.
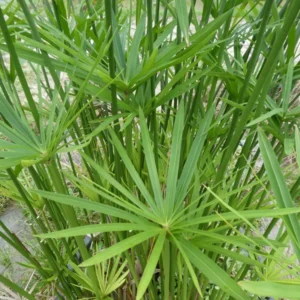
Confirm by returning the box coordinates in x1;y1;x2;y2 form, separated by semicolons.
47;158;102;300
217;0;300;181
104;0;122;182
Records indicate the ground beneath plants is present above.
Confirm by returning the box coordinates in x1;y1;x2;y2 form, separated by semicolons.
0;205;35;286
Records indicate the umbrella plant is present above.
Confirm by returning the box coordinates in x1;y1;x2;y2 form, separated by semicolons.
0;0;300;299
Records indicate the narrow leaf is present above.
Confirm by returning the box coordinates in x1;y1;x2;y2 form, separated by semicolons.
239;281;300;299
0;275;35;300
126;15;145;81
178;206;300;228
170;234;203;297
246;108;283;127
258;130;300;257
295;126;300;171
33;190;146;225
109;129;159;217
176;105;214;206
282;58;294;113
80;230;161;267
139;108;165;216
37;223;158;239
137;232;166;300
179;238;250;300
165;101;185;216
175;0;190;44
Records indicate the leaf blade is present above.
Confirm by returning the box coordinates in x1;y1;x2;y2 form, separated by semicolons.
175;0;190;44
136;232;166;300
179;238;250;300
175;105;214;206
258;130;300;258
80;230;162;267
239;281;300;299
37;223;158;239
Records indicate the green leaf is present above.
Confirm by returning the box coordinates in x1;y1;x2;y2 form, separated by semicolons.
155;66;214;109
239;281;300;299
284;137;294;155
0;8;40;125
176;105;214;206
139;108;165;217
193;232;285;249
119;113;136;132
258;130;300;258
0;120;40;151
81;153;158;222
178;206;300;228
153;20;176;49
80;229;162;267
179;238;250;300
63;171;155;222
170;234;203;297
295;126;300;172
175;0;190;44
108;129;159;217
199;244;264;267
165;101;185;217
67;262;93;288
126;15;145;81
0;43;126;90
246;108;283;127
111;11;126;76
33;190;147;225
0;274;35;300
0;94;39;145
221;98;246;111
57;140;91;154
37;223;158;239
83;114;125;142
282;58;294;113
286;106;300;118
136;232;166;300
135;47;158;82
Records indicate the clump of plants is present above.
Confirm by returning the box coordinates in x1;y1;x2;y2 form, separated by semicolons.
0;0;300;299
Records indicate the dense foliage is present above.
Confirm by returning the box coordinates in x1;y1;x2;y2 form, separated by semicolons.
0;0;300;299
